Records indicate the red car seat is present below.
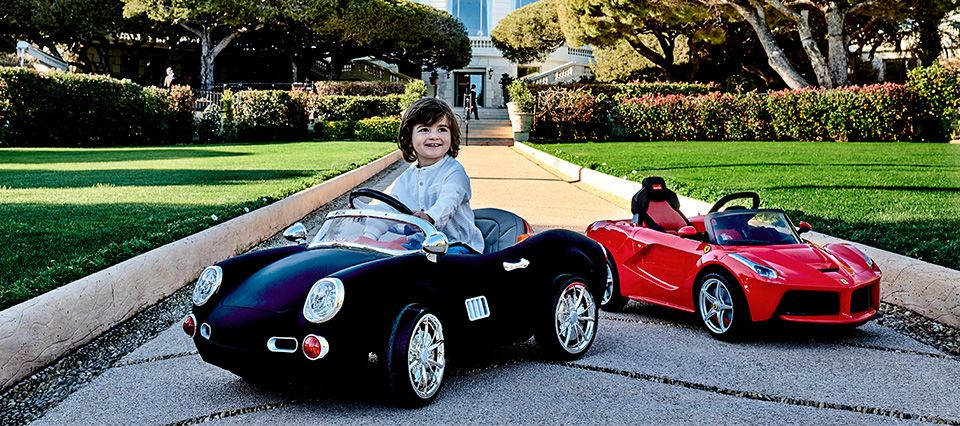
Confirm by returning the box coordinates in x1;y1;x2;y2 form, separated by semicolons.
631;176;691;233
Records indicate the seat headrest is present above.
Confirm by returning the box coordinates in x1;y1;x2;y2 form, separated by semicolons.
640;176;670;201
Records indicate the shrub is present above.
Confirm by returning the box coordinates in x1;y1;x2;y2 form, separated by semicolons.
767;84;922;142
507;80;535;112
196;104;224;143
529;81;718;99
399;79;427;113
0;67;193;146
533;87;613;140
310;94;403;121
355;116;401;141
315;120;356;140
906;64;960;140
232;90;309;141
614;84;921;142
312;81;406;96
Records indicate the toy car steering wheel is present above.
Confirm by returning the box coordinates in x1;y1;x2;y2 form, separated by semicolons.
708;192;760;213
349;188;415;215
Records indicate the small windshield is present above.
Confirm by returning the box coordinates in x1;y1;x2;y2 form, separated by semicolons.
708;210;801;246
310;215;426;252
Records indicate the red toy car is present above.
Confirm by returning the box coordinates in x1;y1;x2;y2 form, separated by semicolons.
587;176;882;340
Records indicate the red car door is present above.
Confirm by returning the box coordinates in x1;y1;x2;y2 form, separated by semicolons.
628;228;703;311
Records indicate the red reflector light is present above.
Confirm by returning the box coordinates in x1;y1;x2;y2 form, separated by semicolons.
182;315;196;337
303;334;328;360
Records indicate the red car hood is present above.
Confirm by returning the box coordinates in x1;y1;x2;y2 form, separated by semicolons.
724;243;865;285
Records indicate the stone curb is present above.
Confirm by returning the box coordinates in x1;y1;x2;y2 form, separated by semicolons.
513;142;960;329
0;150;403;391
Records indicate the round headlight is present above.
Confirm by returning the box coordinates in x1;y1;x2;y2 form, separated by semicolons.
303;278;345;323
192;266;223;306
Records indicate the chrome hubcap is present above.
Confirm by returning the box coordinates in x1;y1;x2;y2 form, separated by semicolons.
602;264;614;305
555;283;596;354
699;278;735;334
407;313;445;399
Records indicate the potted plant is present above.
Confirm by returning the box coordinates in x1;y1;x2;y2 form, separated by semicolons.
506;80;534;141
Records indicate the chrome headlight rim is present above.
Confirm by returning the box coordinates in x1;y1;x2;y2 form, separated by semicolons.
303;278;345;323
728;253;779;280
192;266;223;306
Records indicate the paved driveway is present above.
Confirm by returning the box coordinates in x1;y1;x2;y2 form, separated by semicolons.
29;147;960;425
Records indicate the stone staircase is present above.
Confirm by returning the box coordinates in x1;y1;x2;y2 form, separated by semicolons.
458;107;513;146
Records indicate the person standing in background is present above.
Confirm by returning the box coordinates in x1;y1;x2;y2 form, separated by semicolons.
163;67;176;88
469;84;479;120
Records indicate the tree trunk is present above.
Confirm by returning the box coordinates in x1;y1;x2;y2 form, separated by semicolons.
915;17;944;66
794;9;834;87
825;2;848;86
291;55;298;82
728;2;811;89
182;23;245;90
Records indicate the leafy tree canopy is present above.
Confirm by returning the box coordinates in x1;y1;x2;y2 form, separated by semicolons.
491;0;566;64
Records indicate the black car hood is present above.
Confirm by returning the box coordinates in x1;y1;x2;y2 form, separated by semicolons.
220;246;389;314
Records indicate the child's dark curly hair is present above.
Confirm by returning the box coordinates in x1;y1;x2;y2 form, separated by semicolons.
397;97;461;163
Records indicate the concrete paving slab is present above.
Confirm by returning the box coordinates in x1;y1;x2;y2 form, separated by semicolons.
608;302;946;356
585;318;960;419
34;355;287;426
120;324;195;363
211;362;907;425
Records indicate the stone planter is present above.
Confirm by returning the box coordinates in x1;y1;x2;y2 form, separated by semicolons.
506;101;533;142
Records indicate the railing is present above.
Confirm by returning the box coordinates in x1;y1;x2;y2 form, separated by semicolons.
15;41;68;71
471;39;496;50
521;62;593;85
340;59;413;82
193;90;222;111
566;46;594;58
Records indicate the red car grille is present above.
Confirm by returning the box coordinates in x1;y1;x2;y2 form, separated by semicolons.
777;291;840;316
850;285;873;314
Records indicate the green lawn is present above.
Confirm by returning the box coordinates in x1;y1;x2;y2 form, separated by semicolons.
0;141;395;310
533;141;960;270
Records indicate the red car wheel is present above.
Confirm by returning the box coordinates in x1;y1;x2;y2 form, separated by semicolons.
696;272;750;340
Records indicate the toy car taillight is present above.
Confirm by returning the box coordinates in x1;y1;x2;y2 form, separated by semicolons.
182;314;196;337
303;334;329;360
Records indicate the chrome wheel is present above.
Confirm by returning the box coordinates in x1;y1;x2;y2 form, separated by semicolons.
554;282;597;354
602;264;614;306
406;313;445;400
699;277;735;334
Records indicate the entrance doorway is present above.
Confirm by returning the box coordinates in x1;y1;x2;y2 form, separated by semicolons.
454;72;484;108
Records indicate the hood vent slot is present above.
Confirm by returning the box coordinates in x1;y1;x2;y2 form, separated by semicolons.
818;267;839;273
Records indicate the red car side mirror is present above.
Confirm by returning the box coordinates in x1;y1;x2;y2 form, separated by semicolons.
797;221;812;234
678;226;698;238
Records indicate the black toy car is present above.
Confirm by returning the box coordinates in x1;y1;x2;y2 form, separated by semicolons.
182;189;606;405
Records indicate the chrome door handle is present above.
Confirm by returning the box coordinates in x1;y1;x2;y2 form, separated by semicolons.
503;258;530;271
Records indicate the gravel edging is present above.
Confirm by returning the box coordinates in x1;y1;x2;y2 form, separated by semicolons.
0;161;404;426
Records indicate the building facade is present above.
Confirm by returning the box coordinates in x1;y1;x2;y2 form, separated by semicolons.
414;0;593;110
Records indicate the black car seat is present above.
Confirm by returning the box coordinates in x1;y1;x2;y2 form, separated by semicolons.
474;208;526;254
631;176;691;233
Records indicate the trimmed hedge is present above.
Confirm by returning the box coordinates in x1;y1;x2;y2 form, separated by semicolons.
535;83;934;142
355;116;401;141
310;94;403;121
312;81;406;96
766;84;920;142
529;81;718;99
0;67;193;146
906;64;960;140
618;93;772;141
231;90;309;141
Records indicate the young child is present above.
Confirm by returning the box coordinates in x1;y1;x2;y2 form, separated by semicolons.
389;97;484;254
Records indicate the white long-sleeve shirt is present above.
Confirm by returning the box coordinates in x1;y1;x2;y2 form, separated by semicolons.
391;155;484;253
